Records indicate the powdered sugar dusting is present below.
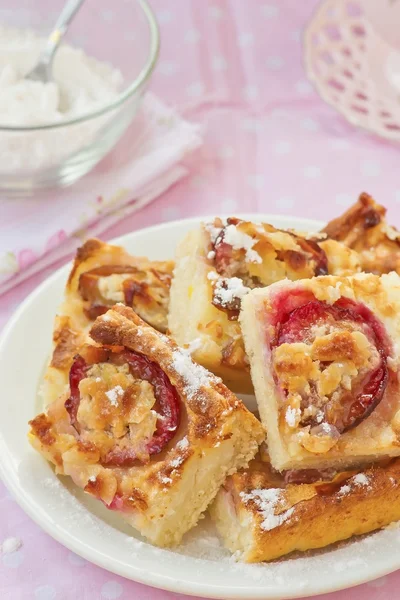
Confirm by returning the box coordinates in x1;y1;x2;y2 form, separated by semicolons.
332;556;365;573
170;456;184;469
207;271;219;281
183;338;202;355
157;333;170;343
222;224;262;263
337;473;370;496
338;484;351;496
212;277;250;307
160;475;172;485
177;437;189;450
353;473;369;487
172;349;213;399
321;422;332;434
240;488;294;531
285;406;300;428
1;537;22;554
41;477;109;530
105;385;124;406
204;221;224;244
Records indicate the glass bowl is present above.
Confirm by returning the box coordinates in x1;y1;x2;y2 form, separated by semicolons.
0;0;159;193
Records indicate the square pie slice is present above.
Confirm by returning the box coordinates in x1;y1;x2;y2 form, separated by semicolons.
240;272;400;471
323;191;400;275
210;450;400;562
43;238;173;404
29;304;264;547
168;217;360;394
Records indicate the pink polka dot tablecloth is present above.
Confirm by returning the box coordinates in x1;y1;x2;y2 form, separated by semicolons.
2;1;400;599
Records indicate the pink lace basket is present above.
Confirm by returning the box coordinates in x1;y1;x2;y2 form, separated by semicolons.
304;0;400;141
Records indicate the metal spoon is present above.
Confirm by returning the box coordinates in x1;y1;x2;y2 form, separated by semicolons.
26;0;85;83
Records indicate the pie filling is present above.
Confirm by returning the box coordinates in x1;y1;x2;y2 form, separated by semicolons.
65;346;181;467
270;294;390;453
78;265;171;330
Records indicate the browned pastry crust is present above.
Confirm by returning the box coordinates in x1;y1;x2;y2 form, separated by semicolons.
210;450;400;562
323;192;400;274
29;305;264;547
43;239;173;404
168;218;360;394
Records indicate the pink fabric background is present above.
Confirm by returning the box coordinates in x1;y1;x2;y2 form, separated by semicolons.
2;1;400;598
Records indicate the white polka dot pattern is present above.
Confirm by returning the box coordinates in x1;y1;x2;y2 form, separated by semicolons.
276;196;295;210
208;6;225;20
101;581;123;599
261;4;279;18
185;29;201;44
157;9;173;24
335;193;353;206
159;61;179;76
247;174;265;189
211;56;227;72
295;80;313;96
218;145;235;159
301;118;319;132
360;160;381;177
266;56;285;70
186;82;205;97
2;550;24;569
303;166;322;178
238;32;254;48
221;198;238;212
274;141;292;155
34;585;57;600
244;85;259;100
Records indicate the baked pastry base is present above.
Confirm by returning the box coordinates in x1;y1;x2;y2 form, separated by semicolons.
210;453;400;562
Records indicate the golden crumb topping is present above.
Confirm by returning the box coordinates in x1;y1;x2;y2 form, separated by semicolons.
273;301;385;453
78;362;158;462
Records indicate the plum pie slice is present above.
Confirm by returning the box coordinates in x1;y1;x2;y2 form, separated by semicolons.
168;217;360;394
210;447;400;562
240;272;400;471
29;305;264;547
43;238;174;404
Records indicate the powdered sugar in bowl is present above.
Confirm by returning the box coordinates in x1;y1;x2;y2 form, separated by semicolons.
0;0;159;193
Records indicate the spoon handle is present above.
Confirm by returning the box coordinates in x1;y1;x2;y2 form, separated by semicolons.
41;0;85;64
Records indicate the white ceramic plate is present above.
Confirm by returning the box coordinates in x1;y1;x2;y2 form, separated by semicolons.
1;214;400;600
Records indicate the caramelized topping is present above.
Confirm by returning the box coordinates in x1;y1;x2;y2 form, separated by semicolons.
205;218;330;320
272;296;390;445
323;192;400;274
78;264;172;332
283;468;338;485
